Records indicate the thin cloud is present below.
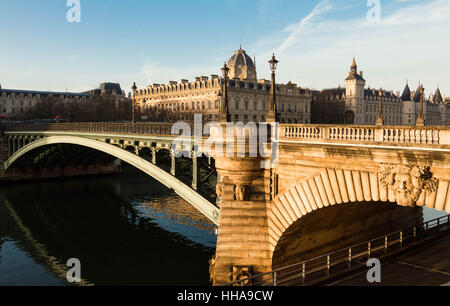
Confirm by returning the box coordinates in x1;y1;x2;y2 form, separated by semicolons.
276;0;333;54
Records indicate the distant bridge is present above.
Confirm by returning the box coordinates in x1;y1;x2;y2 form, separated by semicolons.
4;122;450;285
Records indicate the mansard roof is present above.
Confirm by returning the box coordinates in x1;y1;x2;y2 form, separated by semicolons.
0;88;90;97
364;88;398;100
99;82;123;95
312;88;346;103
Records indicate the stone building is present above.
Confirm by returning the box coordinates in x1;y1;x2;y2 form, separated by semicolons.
134;47;312;123
0;84;91;118
82;82;128;107
0;82;128;118
311;58;450;126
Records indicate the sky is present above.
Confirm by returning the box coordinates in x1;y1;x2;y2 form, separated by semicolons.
0;0;449;97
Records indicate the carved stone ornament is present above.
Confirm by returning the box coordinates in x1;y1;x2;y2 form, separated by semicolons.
216;183;224;198
235;185;251;201
231;266;252;286
380;164;438;207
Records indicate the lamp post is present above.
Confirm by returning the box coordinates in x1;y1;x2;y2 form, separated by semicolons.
376;88;384;126
131;82;137;125
220;62;230;122
267;54;279;122
416;85;425;127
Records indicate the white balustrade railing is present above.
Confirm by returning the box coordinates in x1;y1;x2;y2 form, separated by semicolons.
281;124;450;146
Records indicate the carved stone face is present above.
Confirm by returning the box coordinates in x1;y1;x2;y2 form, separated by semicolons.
380;164;438;208
235;185;250;202
393;173;419;207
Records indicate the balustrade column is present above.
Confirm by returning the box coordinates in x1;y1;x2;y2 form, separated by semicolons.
170;151;176;176
192;153;198;190
151;148;157;165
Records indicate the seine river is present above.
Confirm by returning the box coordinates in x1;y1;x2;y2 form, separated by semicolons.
0;166;447;286
0;166;216;286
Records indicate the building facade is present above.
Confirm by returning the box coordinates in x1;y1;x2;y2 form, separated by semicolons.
0;85;91;118
134;48;312;123
0;82;128;118
311;58;450;126
82;82;128;107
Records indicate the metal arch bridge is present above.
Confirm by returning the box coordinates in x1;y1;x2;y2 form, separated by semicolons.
3;123;220;225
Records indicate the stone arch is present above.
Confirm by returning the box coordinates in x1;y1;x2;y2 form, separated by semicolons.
4;136;220;225
268;168;450;254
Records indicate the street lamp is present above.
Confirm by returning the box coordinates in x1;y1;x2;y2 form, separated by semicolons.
376;88;384;126
220;62;230;122
417;84;425;126
267;54;279;122
131;82;137;125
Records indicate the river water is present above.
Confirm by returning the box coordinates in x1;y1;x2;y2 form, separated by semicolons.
0;167;447;286
0;166;217;286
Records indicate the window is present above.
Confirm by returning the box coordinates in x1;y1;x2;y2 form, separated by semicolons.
208;101;212;109
235;100;239;110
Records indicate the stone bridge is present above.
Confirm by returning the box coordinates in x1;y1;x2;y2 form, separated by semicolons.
3;122;450;285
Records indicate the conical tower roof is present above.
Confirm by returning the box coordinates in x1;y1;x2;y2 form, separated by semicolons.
433;87;443;103
401;82;411;101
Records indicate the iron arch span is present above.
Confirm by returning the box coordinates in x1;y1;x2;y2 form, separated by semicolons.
4;135;220;225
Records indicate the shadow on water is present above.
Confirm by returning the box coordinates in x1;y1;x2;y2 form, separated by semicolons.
0;165;217;286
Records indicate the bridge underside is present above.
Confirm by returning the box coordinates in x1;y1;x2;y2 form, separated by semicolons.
272;201;423;269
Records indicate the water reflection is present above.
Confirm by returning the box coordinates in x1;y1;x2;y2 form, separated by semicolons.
0;167;216;286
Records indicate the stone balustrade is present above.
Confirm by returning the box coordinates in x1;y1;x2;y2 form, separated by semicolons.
281;124;450;146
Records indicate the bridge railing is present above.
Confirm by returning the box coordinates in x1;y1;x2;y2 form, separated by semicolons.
281;124;450;145
226;214;450;286
5;122;175;136
6;122;450;146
